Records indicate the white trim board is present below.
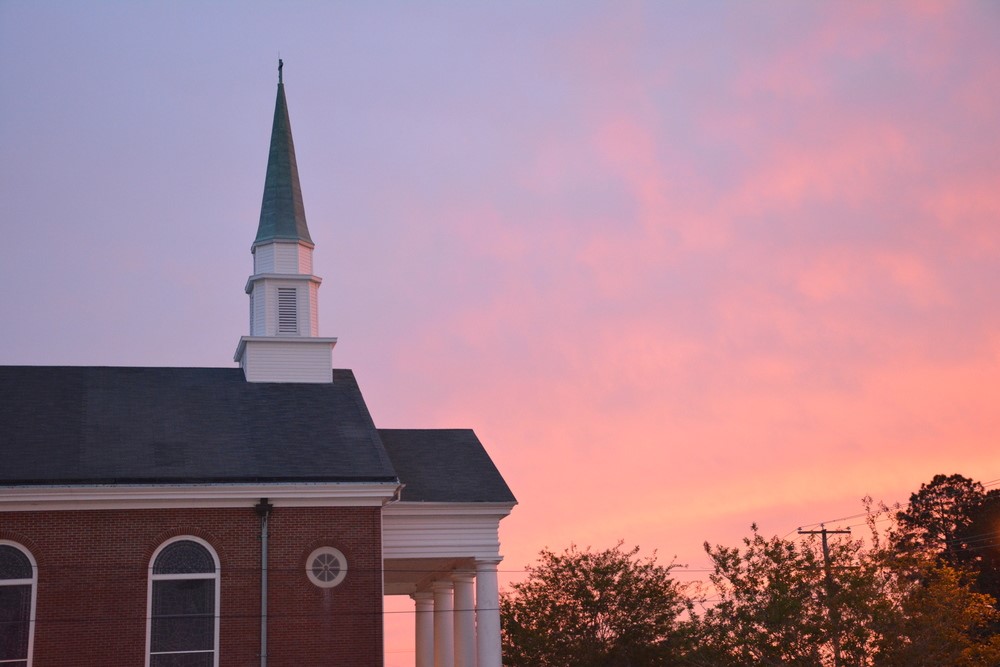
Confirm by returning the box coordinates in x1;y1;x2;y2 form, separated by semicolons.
0;482;400;511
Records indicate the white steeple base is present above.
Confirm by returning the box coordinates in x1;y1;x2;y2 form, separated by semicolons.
234;336;337;383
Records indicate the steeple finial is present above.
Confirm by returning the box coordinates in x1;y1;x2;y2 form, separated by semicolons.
278;58;283;85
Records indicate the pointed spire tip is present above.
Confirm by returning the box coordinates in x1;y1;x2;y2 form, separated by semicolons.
255;60;312;247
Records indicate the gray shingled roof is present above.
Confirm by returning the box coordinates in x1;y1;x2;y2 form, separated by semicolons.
254;80;312;247
0;366;394;485
379;429;516;504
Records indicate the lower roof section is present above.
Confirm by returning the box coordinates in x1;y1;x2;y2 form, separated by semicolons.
378;429;516;504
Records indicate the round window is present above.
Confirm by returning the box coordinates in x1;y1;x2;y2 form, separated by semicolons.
306;547;347;588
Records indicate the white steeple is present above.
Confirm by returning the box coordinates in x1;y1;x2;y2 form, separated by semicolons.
234;61;337;382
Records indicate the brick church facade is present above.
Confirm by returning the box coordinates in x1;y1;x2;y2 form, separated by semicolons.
0;63;515;667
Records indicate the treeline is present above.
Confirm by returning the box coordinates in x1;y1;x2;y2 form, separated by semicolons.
501;474;1000;667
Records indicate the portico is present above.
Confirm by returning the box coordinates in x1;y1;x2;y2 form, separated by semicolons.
383;504;512;667
379;430;516;667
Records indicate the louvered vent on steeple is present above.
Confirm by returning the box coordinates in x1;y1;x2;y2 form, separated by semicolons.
277;288;298;335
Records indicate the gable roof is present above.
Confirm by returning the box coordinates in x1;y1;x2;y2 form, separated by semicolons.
0;366;395;485
379;429;516;504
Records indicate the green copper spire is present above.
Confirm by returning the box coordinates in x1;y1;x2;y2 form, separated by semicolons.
254;60;313;247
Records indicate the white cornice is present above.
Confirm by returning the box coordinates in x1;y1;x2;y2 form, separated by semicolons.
0;481;399;511
382;501;515;561
233;335;338;363
251;239;315;252
383;501;516;519
244;272;322;293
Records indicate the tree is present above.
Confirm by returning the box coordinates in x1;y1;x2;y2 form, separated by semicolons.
500;543;689;667
873;562;1000;667
689;498;1000;667
894;474;1000;622
688;523;891;667
959;489;1000;608
895;473;986;563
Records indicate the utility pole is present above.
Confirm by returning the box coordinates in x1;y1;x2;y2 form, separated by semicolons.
799;525;851;667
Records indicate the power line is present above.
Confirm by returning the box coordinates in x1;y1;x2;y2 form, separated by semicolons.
789;473;1000;537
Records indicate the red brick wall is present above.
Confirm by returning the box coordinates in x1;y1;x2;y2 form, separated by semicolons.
0;505;384;667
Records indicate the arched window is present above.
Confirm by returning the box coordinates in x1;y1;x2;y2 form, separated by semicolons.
147;538;219;667
0;541;36;667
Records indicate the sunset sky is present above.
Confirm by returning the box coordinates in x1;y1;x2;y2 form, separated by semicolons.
2;2;999;663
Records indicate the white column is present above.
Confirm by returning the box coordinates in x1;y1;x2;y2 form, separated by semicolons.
433;580;455;667
452;572;477;667
412;591;435;667
475;559;503;667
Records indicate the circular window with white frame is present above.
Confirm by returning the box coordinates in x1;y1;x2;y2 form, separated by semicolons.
306;546;347;588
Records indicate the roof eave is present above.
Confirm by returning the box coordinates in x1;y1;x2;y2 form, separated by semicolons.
0;479;402;511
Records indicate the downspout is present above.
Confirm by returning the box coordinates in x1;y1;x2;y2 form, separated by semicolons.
255;498;273;667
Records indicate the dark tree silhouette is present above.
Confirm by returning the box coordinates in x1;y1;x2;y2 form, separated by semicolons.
689;516;1000;667
501;543;690;667
895;473;1000;620
895;473;987;563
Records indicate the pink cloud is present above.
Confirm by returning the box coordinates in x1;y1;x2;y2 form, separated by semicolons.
926;178;1000;257
363;8;1000;659
795;248;947;306
724;122;912;215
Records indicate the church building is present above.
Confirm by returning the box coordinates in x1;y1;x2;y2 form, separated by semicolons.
0;63;515;667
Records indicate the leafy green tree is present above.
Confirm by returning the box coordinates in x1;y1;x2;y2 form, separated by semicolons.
689;523;890;667
500;543;690;667
873;562;1000;667
505;476;1000;667
894;474;1000;623
689;493;1000;667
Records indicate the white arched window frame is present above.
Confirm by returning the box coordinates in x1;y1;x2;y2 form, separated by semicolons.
0;540;37;667
145;536;220;667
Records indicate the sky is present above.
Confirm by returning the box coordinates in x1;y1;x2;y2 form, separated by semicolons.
2;1;999;663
